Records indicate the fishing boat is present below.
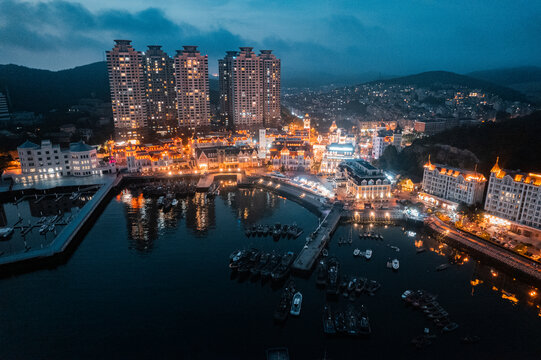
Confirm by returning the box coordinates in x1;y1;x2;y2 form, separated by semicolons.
364;249;372;260
326;257;340;295
323;305;335;334
391;259;399;270
157;196;165;208
271;251;295;281
266;348;290;360
171;199;178;207
315;260;327;286
39;224;48;234
290;292;303;316
274;280;296;322
443;322;459;332
322;249;329;257
353;248;361;257
358;305;371;335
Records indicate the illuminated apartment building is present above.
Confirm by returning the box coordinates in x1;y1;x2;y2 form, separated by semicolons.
107;40;148;142
143;45;177;135
174;46;211;130
259;50;281;127
420;157;487;207
484;158;541;229
219;48;281;130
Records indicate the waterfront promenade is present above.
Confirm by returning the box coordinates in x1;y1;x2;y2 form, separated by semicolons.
426;216;541;282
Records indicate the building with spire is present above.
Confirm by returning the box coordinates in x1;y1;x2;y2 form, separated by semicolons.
174;46;211;130
484;157;541;230
419;156;487;208
107;40;148;142
143;45;177;135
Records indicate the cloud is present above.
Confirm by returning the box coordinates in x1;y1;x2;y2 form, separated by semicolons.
0;0;540;76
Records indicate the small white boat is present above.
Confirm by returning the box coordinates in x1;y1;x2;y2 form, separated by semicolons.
353;248;361;257
391;259;400;270
290;292;302;316
401;290;412;300
365;249;372;260
39;225;48;234
390;245;400;252
406;231;417;238
322;249;329;257
0;227;14;239
171;199;178;207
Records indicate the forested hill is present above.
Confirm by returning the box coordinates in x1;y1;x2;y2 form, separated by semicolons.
377;111;541;181
366;71;528;103
0;62;110;113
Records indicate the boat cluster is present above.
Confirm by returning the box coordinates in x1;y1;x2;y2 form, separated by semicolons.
402;290;459;332
359;232;383;240
132;182;197;198
316;257;381;298
156;194;179;212
229;248;296;281
245;223;303;240
274;280;303;322
323;304;371;336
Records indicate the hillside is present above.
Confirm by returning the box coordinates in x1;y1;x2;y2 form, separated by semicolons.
467;66;541;103
377;111;541;181
366;70;528;102
0;62;110;113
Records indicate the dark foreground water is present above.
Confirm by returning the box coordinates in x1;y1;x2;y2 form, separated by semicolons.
0;187;539;359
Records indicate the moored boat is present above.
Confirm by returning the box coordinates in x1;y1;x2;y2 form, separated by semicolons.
290;292;302;316
391;259;399;270
364;249;372;260
271;251;295;281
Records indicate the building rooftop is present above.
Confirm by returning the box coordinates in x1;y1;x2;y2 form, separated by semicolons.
69;141;95;152
18;140;39;149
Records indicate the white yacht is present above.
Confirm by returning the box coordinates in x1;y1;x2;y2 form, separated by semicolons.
392;259;400;270
364;249;372;260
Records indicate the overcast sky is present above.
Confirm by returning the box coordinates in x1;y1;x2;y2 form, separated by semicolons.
1;0;540;78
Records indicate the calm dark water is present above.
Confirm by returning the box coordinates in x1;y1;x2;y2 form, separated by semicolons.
0;187;539;359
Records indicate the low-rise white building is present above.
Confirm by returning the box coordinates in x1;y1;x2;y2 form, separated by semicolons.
420;157;486;207
7;139;111;183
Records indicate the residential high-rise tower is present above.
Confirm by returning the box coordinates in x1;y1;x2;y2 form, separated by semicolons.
174;46;211;130
143;45;177;135
259;50;281;127
106;40;148;142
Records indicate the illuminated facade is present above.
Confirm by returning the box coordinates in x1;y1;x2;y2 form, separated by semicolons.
484;158;541;229
219;48;281;129
338;159;391;201
218;51;238;128
421;158;486;206
174;46;211;129
268;137;312;171
259;50;281;127
107;40;148;142
11;140;108;183
372;128;402;160
143;45;177;135
320;143;356;174
125;142;189;173
195;146;259;170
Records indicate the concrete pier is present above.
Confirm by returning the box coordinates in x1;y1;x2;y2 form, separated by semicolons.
292;204;343;272
0;175;119;269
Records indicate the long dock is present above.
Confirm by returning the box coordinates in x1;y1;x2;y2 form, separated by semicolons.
292;204;343;272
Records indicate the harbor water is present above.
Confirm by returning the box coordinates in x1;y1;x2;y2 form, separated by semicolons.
0;187;539;359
